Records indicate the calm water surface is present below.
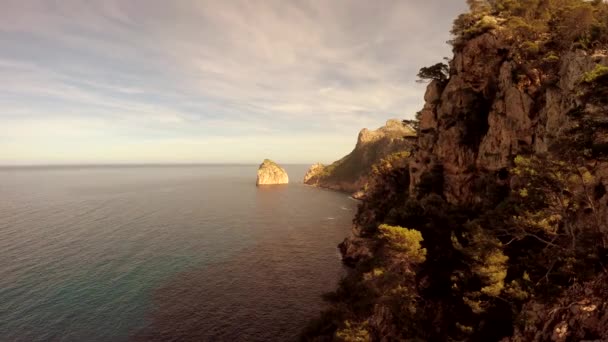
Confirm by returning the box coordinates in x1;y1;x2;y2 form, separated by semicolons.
0;165;356;341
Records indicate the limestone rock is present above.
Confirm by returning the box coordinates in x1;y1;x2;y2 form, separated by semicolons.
303;119;416;196
410;30;608;205
303;163;325;184
256;159;289;185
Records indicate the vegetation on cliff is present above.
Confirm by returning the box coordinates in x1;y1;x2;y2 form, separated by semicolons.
303;0;608;340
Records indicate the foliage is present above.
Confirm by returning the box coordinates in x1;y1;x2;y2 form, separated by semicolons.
520;41;540;56
370;151;410;175
581;64;608;83
467;0;492;14
542;52;559;63
402;119;419;133
335;321;370;342
453;0;608;52
509;155;603;252
378;224;427;263
417;63;449;83
452;12;480;38
307;151;607;340
455;225;509;299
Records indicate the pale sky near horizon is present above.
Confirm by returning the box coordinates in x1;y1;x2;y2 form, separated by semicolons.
0;0;467;165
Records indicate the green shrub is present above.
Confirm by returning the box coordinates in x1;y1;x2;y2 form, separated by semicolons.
462;15;500;38
335;320;370;342
417;63;449;83
378;224;427;263
542;53;560;63
581;64;608;83
521;41;540;55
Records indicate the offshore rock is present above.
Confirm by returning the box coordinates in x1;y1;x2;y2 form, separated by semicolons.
256;159;289;185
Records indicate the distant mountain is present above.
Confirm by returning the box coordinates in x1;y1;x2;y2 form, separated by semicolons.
303;119;416;198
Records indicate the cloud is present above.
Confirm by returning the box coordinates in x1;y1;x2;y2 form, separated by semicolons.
0;0;467;164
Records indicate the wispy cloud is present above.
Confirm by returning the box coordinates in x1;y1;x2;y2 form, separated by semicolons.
0;0;467;164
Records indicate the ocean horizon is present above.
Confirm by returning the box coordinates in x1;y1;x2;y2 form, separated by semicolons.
0;164;356;341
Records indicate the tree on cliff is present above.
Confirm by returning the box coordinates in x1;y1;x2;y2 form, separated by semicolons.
416;62;449;83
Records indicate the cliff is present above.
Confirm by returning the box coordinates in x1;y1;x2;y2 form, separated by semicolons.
256;159;289;185
303;119;416;198
303;1;608;341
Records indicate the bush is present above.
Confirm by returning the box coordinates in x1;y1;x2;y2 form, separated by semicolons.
581;64;608;83
542;53;560;63
335;320;370;342
521;41;540;55
378;224;427;263
460;15;500;39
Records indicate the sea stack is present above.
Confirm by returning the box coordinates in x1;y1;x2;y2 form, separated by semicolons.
256;159;289;185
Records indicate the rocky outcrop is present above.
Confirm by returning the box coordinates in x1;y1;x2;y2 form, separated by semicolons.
338;237;374;267
411;34;608;205
256;159;288;185
303;3;608;341
304;119;416;196
302;163;324;184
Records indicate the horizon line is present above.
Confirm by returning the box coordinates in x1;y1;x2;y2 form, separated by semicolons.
0;162;317;168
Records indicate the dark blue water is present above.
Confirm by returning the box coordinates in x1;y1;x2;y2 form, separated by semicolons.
0;165;356;341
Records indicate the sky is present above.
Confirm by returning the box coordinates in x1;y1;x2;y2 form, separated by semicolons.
0;0;467;165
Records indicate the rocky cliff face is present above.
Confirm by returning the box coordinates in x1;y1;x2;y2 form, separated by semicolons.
302;163;325;184
412;34;608;205
303;2;608;341
303;119;415;197
256;159;289;185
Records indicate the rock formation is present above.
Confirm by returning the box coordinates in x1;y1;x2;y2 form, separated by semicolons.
256;159;288;185
412;38;608;205
303;119;416;197
302;163;324;184
303;1;608;341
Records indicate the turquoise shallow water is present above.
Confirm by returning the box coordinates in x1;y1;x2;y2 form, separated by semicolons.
0;165;356;341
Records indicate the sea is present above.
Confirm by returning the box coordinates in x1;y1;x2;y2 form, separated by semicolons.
0;165;357;341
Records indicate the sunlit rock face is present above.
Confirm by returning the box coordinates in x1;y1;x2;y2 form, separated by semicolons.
256;159;289;185
411;31;608;205
303;163;325;184
303;119;416;196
